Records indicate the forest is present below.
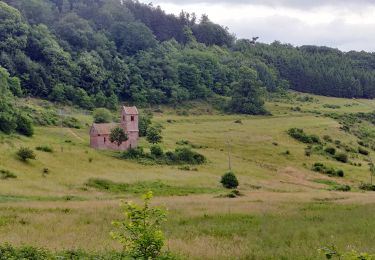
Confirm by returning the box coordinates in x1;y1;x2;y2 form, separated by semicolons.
1;0;375;116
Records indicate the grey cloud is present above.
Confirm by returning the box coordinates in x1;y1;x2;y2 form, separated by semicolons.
149;0;375;10
228;16;375;51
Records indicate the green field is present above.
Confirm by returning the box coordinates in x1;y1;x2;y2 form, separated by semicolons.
1;93;375;259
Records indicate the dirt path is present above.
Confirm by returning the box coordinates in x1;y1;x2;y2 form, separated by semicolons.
67;128;84;142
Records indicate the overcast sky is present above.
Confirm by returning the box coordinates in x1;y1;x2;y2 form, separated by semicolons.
139;0;375;52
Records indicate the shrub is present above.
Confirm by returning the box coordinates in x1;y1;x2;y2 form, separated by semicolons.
332;185;351;192
122;147;145;159
146;126;162;144
139;114;152;137
110;127;128;147
220;171;239;189
110;192;167;259
173;147;206;165
358;147;370;156
334;153;348;163
359;183;375;191
15;114;34;137
16;147;36;162
324;147;336;155
323;135;333;142
0;169;17;179
62;116;81;129
287;128;320;144
150;145;163;157
93;108;112;123
234;119;242;124
36;146;53;153
312;163;344;177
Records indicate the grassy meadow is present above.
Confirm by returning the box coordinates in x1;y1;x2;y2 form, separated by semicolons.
1;93;375;259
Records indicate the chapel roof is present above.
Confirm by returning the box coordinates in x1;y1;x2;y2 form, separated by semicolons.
91;123;118;135
122;106;138;115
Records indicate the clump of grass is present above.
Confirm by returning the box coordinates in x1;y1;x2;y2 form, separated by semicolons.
86;179;219;196
36;146;53;153
234;119;242;124
323;104;341;109
178;166;198;171
217;189;243;198
16;147;36;162
0;169;17;180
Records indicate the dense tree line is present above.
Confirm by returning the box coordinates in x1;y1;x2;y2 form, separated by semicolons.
0;0;275;114
238;41;375;98
2;0;375;121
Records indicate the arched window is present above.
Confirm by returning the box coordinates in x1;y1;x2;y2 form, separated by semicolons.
104;137;106;143
131;116;135;121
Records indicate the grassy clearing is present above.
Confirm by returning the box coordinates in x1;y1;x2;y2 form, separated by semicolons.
86;179;220;196
0;94;375;257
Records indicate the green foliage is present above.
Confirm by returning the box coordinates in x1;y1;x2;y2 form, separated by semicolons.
15;114;34;137
312;163;344;177
320;245;373;259
62;116;81;129
287;128;321;144
110;127;128;147
324;147;336;155
16;147;36;162
229;67;268;115
358;147;370;155
35;146;53;153
359;183;375;191
146;126;162;144
0;169;17;180
139;114;152;137
220;171;239;189
334;153;349;163
150;145;164;157
93;108;112;123
332;185;351;192
110;192;166;259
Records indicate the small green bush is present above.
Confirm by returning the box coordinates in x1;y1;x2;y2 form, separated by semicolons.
324;147;336;155
323;135;333;142
359;183;375;191
150;145;164;157
15;114;34;137
0;169;17;180
16;147;36;162
287;128;320;144
36;146;53;153
332;185;351;192
334;153;348;163
312;163;344;177
220;171;239;189
122;147;145;159
358;147;370;155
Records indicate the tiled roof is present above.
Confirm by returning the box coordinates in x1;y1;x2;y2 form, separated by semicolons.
91;123;118;135
123;106;138;114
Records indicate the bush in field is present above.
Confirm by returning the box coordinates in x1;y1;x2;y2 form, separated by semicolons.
150;145;163;157
332;185;351;192
358;147;370;155
334;153;348;163
111;191;167;259
139;114;152;137
359;183;375;191
122;147;145;159
312;163;344;177
0;169;17;179
287;128;320;144
36;146;53;153
15;114;34;137
220;171;239;189
93;108;112;123
324;147;336;155
16;147;36;162
173;147;206;164
146;126;162;144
